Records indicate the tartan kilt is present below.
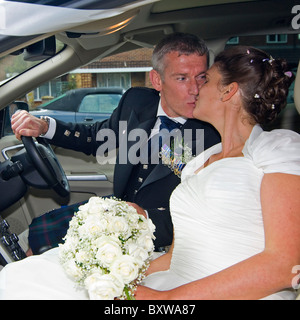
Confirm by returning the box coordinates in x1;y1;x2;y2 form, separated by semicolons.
28;200;87;254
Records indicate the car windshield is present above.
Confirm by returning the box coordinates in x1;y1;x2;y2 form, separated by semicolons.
0;39;65;86
0;56;37;85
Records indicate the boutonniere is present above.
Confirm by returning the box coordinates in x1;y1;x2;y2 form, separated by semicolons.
159;138;193;178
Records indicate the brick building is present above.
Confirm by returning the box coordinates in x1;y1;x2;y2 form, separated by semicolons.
70;47;154;89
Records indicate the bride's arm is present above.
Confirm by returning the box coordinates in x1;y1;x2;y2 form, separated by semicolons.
135;243;174;300
136;173;300;300
146;241;174;276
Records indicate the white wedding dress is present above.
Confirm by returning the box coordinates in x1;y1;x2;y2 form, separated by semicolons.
1;126;300;300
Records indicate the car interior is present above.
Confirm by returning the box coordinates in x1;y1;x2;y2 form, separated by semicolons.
0;0;299;288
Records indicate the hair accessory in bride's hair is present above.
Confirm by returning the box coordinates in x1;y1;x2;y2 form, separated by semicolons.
254;94;260;99
271;104;275;110
284;71;293;78
269;57;275;65
248;52;274;65
262;56;274;65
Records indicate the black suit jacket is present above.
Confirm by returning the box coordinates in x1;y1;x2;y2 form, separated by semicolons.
50;87;221;248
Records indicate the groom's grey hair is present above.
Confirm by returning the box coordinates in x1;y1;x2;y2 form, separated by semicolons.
152;32;209;78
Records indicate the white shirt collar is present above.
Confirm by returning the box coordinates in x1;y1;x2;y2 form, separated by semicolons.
156;99;187;125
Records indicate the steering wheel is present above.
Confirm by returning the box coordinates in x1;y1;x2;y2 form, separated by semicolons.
21;136;70;198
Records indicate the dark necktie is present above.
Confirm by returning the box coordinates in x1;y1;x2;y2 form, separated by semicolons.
147;116;182;162
153;116;182;156
159;116;182;132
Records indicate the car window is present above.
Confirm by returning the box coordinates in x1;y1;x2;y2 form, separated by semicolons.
78;93;122;114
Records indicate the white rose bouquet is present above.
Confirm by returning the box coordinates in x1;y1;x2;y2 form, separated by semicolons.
59;196;155;300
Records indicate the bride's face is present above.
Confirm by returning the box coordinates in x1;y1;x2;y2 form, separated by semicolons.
193;64;225;124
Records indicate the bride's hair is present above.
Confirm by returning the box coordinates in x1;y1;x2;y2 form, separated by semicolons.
214;45;295;125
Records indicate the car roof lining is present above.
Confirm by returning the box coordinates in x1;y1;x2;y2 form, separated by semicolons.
151;0;260;13
63;0;295;53
0;0;295;56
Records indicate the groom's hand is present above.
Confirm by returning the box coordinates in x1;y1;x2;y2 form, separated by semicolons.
11;110;49;140
126;202;147;219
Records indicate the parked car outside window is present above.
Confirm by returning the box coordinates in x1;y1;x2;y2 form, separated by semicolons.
29;87;125;124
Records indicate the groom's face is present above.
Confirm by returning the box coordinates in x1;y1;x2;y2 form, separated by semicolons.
151;51;208;119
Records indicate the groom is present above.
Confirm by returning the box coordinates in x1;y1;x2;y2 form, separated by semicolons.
12;33;220;253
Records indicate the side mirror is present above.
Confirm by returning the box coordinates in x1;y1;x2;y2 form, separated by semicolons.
9;101;29;113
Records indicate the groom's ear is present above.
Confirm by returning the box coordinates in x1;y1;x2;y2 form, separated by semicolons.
149;69;163;91
221;82;239;102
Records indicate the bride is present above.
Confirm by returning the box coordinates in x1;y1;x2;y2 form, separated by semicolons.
1;46;300;300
